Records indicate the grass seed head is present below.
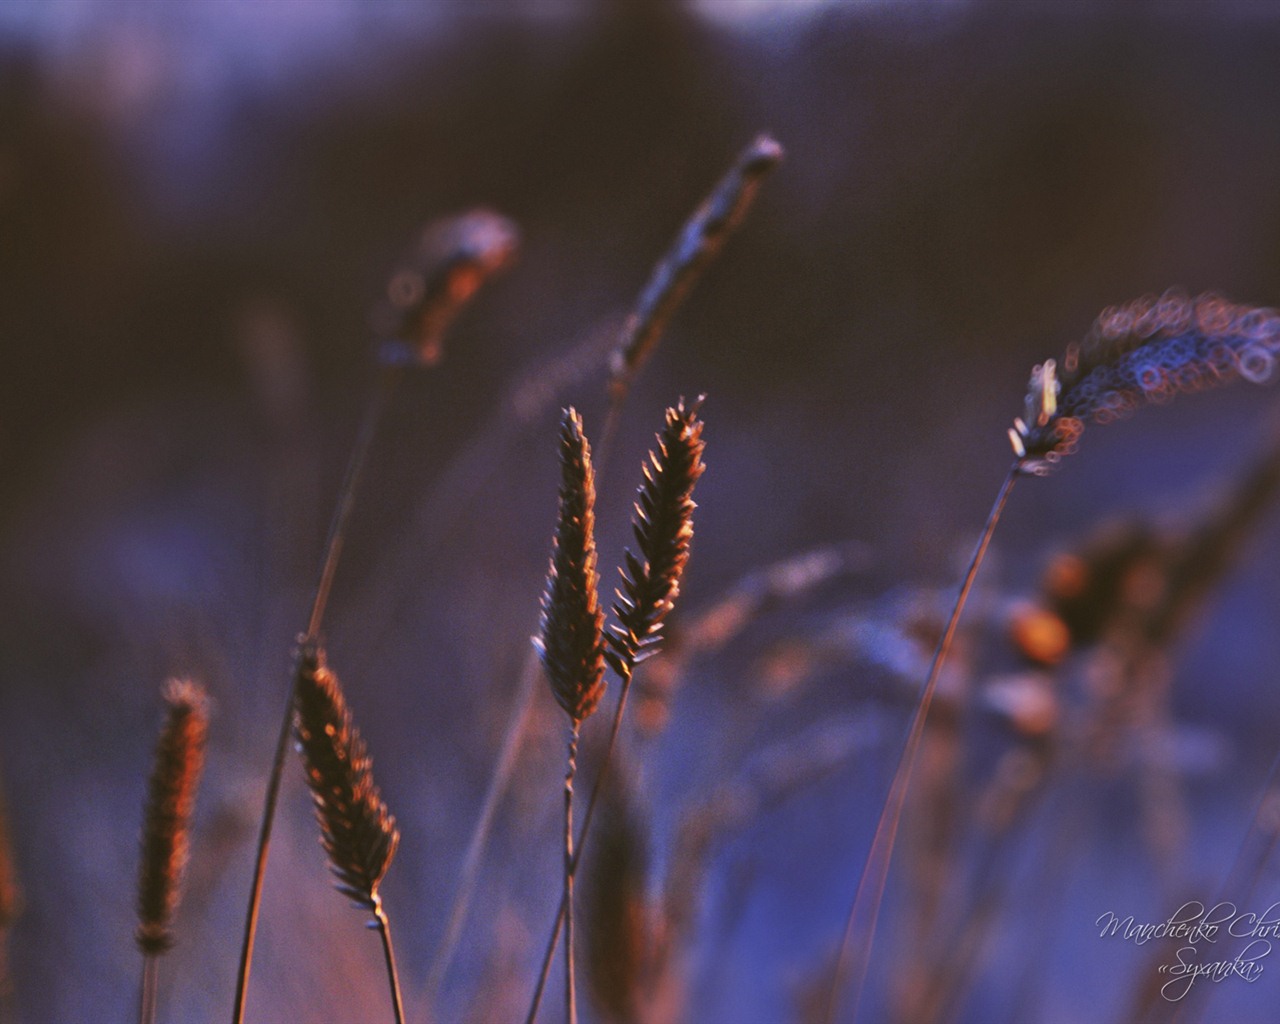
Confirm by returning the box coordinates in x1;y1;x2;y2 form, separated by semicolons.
605;397;707;680
293;641;399;913
136;679;209;955
536;408;608;724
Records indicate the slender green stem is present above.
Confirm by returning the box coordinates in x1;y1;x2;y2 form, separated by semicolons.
822;462;1021;1024
232;364;403;1024
565;723;580;1024
139;954;159;1024
525;668;634;1024
373;899;406;1024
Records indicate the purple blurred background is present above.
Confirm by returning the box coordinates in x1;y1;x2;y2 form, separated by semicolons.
5;2;1280;1021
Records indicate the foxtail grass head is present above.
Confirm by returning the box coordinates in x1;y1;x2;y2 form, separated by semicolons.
536;408;608;725
136;679;209;956
293;641;399;913
1010;291;1280;473
605;397;707;680
608;136;782;398
375;208;519;367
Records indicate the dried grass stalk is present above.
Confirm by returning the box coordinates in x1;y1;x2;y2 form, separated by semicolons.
375;209;520;367
293;641;399;912
136;679;209;957
604;397;707;681
536;408;608;725
609;136;783;397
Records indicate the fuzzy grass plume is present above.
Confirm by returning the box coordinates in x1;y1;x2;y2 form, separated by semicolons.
136;679;208;1024
136;679;208;957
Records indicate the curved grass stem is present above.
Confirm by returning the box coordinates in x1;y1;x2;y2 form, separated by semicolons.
822;461;1021;1024
232;364;403;1024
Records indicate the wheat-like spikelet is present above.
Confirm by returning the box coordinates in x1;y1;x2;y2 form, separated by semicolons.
604;398;707;681
293;641;399;912
374;208;520;367
608;136;783;398
1010;290;1280;472
136;679;209;956
536;408;608;725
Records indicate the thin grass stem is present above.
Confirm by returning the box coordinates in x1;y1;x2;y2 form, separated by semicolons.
139;954;159;1024
373;900;406;1024
565;723;580;1024
232;363;403;1024
822;461;1021;1024
525;668;634;1024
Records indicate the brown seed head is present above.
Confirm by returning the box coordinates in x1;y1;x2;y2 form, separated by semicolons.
609;135;783;396
293;641;399;912
536;408;607;724
374;209;519;367
605;398;707;680
136;679;209;955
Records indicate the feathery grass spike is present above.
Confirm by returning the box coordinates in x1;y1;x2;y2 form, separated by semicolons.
293;641;399;912
608;136;783;398
376;209;520;367
605;397;707;681
136;679;209;957
536;408;607;724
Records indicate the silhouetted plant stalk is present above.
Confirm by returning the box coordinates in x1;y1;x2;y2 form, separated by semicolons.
526;399;705;1024
136;680;209;1024
429;136;776;1005
293;641;404;1024
535;409;608;1024
825;290;1280;1024
232;210;516;1024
